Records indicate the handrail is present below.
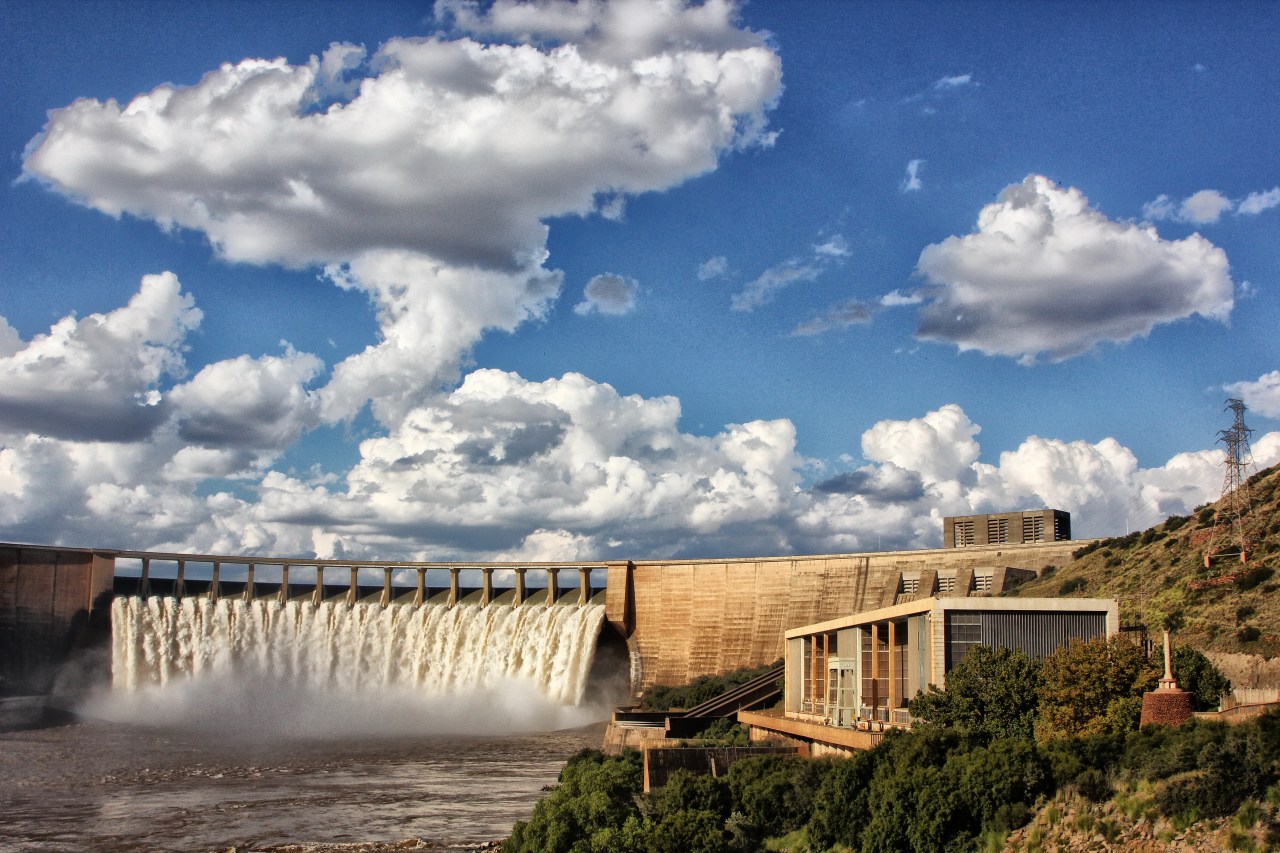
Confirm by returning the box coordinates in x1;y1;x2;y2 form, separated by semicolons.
679;665;784;718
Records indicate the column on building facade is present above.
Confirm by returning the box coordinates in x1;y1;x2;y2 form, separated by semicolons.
887;620;898;712
870;622;880;715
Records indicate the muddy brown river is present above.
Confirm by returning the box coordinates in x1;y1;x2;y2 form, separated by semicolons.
0;719;598;852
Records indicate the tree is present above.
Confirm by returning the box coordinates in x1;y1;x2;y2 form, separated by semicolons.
1171;646;1232;711
908;645;1043;742
506;749;644;853
1036;636;1160;742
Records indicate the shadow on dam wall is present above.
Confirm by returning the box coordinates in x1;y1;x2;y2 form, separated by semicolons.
0;545;114;700
2;540;1086;704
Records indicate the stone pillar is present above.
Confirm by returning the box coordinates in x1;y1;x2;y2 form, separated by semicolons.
243;563;255;602
1140;629;1194;727
514;568;527;606
448;567;461;607
381;567;393;606
209;561;221;602
415;568;426;606
175;560;187;599
482;568;494;606
278;564;289;605
579;567;592;605
313;565;325;606
347;566;359;605
547;568;559;606
140;557;151;598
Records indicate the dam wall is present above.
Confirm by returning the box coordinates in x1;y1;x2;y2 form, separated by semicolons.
2;540;1084;699
0;545;114;694
605;541;1083;692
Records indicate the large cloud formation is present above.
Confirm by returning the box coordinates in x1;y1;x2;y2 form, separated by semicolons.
7;6;1276;563
3;280;1273;561
23;0;783;426
915;175;1235;364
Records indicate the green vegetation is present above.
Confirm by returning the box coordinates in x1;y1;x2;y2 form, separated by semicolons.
908;645;1043;742
1036;636;1159;741
512;711;1280;852
511;467;1280;850
1171;646;1233;711
639;660;782;711
514;640;1254;852
1013;462;1280;657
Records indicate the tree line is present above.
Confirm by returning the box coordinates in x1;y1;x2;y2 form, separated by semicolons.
506;637;1278;852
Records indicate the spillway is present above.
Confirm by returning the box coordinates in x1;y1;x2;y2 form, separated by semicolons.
111;597;606;705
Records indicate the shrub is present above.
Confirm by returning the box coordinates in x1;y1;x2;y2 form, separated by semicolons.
1238;625;1262;643
1164;515;1189;533
1058;577;1086;595
806;750;879;850
506;749;644;853
726;754;830;841
1072;541;1104;559
1236;566;1275;591
1076;768;1112;802
1171;647;1232;711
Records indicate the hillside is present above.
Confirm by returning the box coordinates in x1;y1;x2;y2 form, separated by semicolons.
1010;463;1280;658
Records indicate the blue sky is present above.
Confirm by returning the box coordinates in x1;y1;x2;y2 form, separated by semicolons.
2;0;1278;561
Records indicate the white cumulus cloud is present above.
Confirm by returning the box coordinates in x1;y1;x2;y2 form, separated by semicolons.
915;174;1235;364
24;1;783;429
1226;370;1280;420
1144;185;1280;222
0;273;200;442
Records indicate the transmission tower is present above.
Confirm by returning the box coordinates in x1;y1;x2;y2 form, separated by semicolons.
1203;398;1257;568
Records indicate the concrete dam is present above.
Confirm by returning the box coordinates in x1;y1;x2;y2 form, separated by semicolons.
2;539;1082;704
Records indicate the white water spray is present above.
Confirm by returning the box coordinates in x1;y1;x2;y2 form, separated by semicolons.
110;598;607;715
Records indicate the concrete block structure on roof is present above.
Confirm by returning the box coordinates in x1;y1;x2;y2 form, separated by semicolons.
944;509;1071;549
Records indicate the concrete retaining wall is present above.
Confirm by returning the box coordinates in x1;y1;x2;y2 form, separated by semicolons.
0;546;114;695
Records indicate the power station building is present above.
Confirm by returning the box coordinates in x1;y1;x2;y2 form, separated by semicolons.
739;596;1116;755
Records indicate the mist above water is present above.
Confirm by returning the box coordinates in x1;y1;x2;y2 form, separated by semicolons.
92;597;613;739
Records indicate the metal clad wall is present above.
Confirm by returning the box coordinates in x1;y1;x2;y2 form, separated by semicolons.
945;610;1108;672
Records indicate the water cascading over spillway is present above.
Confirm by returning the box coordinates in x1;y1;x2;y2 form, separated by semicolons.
111;597;607;705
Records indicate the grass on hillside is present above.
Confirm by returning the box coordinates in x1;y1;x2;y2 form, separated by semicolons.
1009;463;1280;657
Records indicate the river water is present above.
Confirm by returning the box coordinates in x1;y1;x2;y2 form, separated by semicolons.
1;598;614;850
0;718;599;852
